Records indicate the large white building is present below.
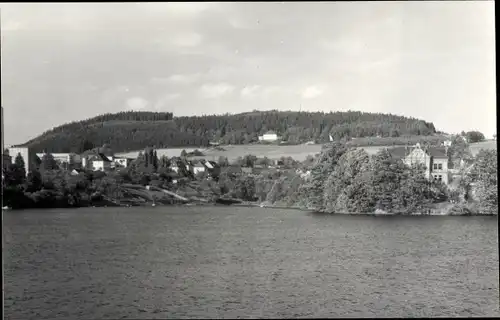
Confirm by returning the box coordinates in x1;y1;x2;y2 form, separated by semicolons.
8;147;32;174
258;131;279;142
36;153;82;169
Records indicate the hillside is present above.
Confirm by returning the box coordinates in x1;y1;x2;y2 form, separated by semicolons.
15;110;437;153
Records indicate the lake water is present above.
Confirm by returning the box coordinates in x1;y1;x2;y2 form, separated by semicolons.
4;207;499;319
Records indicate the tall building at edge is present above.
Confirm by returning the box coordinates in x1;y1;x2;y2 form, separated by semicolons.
1;106;3;153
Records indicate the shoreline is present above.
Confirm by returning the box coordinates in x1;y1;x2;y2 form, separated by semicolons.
3;201;496;217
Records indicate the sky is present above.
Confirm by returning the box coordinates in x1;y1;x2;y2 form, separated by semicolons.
0;1;496;146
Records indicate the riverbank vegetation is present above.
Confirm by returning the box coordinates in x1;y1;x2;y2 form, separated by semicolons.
3;138;496;215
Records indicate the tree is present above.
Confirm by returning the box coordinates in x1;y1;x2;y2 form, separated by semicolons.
159;155;170;168
14;153;27;183
218;156;229;167
181;149;188;158
369;149;406;212
465;131;485;144
153;150;159;171
469;149;497;214
322;148;372;213
242;154;257;168
303;142;348;210
447;134;471;169
81;139;94;153
26;170;43;192
41;153;59;171
4;153;27;187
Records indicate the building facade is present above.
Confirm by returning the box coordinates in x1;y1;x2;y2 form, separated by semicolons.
36;152;82;170
8;147;32;174
398;143;450;185
258;131;279;142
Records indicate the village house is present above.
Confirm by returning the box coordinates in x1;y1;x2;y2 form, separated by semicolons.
388;143;451;185
83;153;112;171
258;130;279;142
191;161;206;175
113;157;133;169
202;160;221;180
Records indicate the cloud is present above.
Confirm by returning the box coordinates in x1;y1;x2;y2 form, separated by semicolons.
262;86;283;97
153;93;181;110
1;20;22;31
200;83;235;98
167;73;202;85
0;2;495;145
241;85;261;97
156;2;216;18
301;85;326;99
170;32;203;47
126;97;149;110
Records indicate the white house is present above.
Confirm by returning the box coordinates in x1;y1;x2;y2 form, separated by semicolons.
84;154;112;171
258;131;279;142
113;157;132;168
192;162;206;175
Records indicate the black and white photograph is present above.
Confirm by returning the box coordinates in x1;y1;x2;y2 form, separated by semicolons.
1;1;498;319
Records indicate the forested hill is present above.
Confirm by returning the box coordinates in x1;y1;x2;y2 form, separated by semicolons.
15;110;437;153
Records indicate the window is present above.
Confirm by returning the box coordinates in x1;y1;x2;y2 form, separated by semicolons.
438;175;442;182
438;163;442;170
433;164;438;170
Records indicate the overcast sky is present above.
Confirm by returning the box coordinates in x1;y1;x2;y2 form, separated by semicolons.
1;1;496;146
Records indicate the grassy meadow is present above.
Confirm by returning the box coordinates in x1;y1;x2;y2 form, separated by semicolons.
115;139;496;162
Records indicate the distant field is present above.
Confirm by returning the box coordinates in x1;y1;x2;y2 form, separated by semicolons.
116;144;392;162
115;139;496;162
469;140;497;156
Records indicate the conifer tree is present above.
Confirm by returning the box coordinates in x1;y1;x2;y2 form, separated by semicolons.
41;153;58;171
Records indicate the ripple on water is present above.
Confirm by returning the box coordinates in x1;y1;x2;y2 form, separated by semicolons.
3;207;500;319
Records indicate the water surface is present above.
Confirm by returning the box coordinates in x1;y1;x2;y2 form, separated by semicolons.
4;206;499;319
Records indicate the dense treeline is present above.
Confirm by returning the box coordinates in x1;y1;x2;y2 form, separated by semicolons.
299;142;497;215
2;142;497;215
174;110;436;144
15;110;437;153
21;111;174;146
16;121;209;153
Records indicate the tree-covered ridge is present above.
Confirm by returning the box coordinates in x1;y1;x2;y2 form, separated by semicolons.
16;110;437;153
174;110;436;143
19;111;175;148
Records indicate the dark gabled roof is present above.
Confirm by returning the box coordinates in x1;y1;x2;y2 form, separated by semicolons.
91;153;111;162
191;160;204;167
387;146;411;159
208;160;219;167
426;147;447;158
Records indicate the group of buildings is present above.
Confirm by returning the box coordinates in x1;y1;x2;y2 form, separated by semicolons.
2;146;135;174
1;145;226;182
387;142;472;186
3;137;469;187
